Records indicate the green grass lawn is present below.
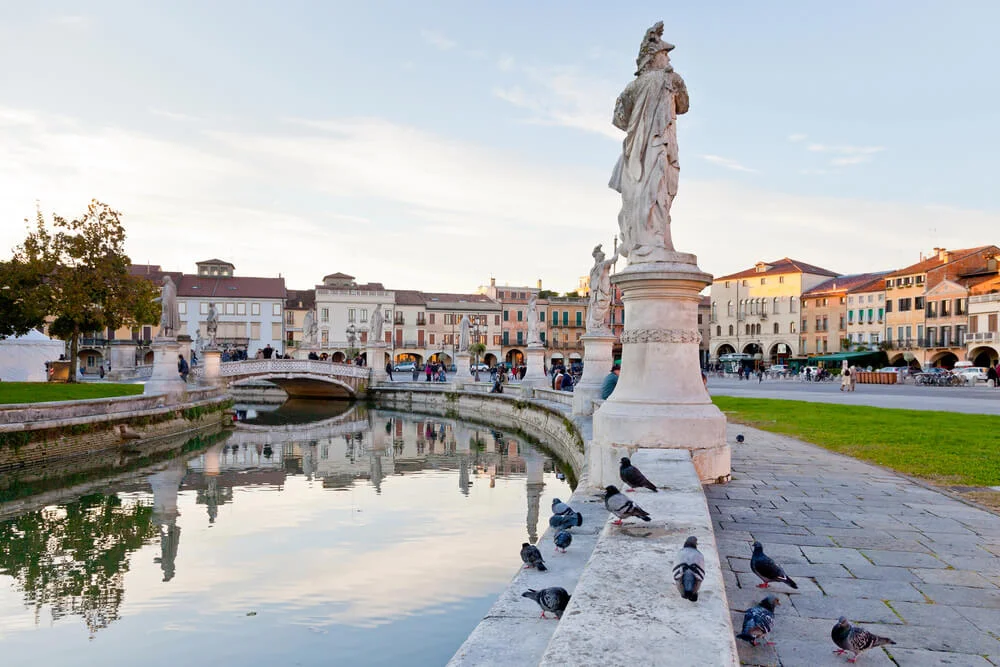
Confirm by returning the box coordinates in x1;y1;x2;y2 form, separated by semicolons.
713;396;1000;487
0;382;144;405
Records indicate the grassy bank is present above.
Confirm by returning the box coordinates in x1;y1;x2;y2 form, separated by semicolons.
0;382;143;405
712;396;1000;487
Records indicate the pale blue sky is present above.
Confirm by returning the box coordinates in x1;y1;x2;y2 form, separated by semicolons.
2;1;999;291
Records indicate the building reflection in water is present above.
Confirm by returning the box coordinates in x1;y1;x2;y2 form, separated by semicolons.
0;403;567;638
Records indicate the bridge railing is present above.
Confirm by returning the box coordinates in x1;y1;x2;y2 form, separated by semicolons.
218;358;371;380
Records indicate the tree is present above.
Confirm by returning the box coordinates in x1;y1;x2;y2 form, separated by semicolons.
13;201;160;381
537;289;558;299
563;290;580;298
468;341;487;381
0;259;51;339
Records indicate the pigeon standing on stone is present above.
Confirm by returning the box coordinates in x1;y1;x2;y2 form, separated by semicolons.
831;617;895;663
673;536;706;602
619;457;658;492
736;433;745;443
520;543;547;571
521;587;571;619
551;498;575;516
549;511;583;530
736;595;780;646
604;485;651;525
750;541;798;589
553;530;572;553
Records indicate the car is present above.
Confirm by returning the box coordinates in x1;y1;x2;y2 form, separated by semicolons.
955;366;989;382
470;363;491;373
393;361;416;372
768;364;789;377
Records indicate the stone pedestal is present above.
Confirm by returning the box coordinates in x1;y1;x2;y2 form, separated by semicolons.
201;347;222;386
144;338;187;402
590;254;729;484
296;343;319;360
455;351;472;387
573;333;616;416
108;340;138;377
368;344;387;382
519;343;547;393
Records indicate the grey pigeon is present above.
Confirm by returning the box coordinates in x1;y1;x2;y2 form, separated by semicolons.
520;542;547;571
750;541;798;589
736;433;745;443
521;587;571;619
619;457;658;492
831;617;895;663
736;595;779;646
551;498;574;516
549;511;583;530
673;536;705;602
553;530;572;552
604;485;651;525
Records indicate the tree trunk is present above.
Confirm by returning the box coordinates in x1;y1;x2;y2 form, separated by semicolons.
68;326;80;383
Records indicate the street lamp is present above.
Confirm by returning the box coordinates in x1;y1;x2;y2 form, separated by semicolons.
472;319;482;382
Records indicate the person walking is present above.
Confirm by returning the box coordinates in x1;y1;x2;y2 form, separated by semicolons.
385;361;394;381
840;367;851;391
412;363;420;381
425;362;433;382
177;354;190;382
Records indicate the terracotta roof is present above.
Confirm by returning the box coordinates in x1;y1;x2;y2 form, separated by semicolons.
715;258;839;282
700;296;711;306
802;271;893;297
285;289;315;310
323;272;355;280
393;290;427;306
196;258;234;267
847;275;892;294
178;275;285;299
886;246;996;277
422;292;499;307
128;265;183;285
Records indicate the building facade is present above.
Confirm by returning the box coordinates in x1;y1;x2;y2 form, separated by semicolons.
421;292;502;369
966;256;1000;368
845;277;889;350
284;289;315;352
546;296;587;368
313;273;394;363
709;258;839;365
800;273;890;356
479;279;549;367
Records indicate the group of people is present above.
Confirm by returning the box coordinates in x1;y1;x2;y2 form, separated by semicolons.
550;365;576;392
987;363;1000;388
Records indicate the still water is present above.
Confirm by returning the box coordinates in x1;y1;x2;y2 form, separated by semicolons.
0;401;571;666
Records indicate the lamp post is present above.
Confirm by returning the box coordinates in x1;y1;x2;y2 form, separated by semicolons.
473;319;482;382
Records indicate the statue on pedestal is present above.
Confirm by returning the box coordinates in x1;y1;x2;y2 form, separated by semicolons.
205;302;218;347
153;276;180;338
302;308;318;345
526;293;541;345
369;304;384;344
587;244;619;334
608;21;689;264
459;314;471;352
346;323;358;350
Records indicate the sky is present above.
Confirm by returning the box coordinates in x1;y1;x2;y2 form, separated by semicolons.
2;1;999;293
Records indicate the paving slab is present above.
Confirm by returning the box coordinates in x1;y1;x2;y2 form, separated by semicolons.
711;424;1000;666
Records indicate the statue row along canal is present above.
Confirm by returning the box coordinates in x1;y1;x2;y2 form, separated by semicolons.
0;400;572;666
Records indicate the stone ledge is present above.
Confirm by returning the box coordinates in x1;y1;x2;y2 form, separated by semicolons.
540;449;738;666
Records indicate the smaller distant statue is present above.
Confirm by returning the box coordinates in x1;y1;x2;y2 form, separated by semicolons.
459;314;471;352
205;301;219;347
369;304;384;343
346;323;358;350
153;275;180;338
303;308;318;345
587;244;619;333
193;328;203;353
526;292;541;345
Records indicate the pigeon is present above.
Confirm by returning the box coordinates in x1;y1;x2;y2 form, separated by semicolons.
750;541;798;589
619;457;658;492
520;543;547;571
672;536;705;602
736;433;745;443
521;587;571;619
554;530;572;553
736;595;780;646
604;485;651;525
551;498;575;516
831;617;895;663
549;510;583;530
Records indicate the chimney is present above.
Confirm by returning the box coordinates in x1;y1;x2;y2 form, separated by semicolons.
537;279;542;289
938;248;951;262
490;277;496;288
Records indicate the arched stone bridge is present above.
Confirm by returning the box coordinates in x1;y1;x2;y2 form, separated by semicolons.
211;359;370;399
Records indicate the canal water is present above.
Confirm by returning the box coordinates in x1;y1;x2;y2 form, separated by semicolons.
0;401;572;666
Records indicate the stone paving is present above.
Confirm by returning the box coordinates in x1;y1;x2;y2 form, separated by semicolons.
709;424;1000;666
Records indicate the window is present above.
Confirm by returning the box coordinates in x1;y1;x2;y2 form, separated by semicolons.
429;314;435;324
250;322;261;340
761;278;766;285
772;297;779;314
516;331;523;345
941;326;952;346
848;310;854;324
575;312;582;326
914;297;925;310
517;310;523;322
940;300;951;317
956;298;966;315
885;300;893;313
839;297;846;305
539;311;545;322
285;312;294;325
698;313;703;325
838;316;845;330
917;324;924;344
493;335;502;345
773;322;779;334
728;325;734;336
562;311;569;326
321;330;329;344
272;322;282;341
779;276;784;284
200;302;209;315
348;308;356;322
725;281;730;288
789;322;796;333
272;303;281;316
802;318;809;332
385;309;391;322
716;325;721;336
321;308;329;322
495;315;500;325
502;331;509;345
360;309;368;322
790;297;797;313
727;301;734;317
504;310;509;321
741;280;747;287
178;302;187;315
540;332;546;343
885;328;892;342
237;302;246;316
225;302;235;315
252;302;260;316
444;314;454;325
429;334;436;345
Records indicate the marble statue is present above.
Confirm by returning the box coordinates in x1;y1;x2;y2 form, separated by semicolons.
586;244;620;333
526;292;541;345
609;21;689;264
369;305;384;343
303;308;318;345
205;302;218;347
346;323;358;349
153;275;180;338
459;314;471;352
193;328;203;353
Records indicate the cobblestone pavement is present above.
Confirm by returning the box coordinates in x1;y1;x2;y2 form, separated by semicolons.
709;425;1000;666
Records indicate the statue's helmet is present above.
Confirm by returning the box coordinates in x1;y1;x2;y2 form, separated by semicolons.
635;21;674;74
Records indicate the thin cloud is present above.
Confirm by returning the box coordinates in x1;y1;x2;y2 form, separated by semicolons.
419;29;456;51
149;108;203;122
701;155;758;174
807;144;885;155
787;133;807;142
497;54;515;72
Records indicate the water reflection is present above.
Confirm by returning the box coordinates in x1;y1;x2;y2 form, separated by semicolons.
0;403;571;666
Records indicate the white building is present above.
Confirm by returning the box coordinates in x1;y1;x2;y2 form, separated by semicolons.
314;273;395;364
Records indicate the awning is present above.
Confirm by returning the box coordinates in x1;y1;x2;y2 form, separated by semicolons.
550;352;564;359
807;350;888;366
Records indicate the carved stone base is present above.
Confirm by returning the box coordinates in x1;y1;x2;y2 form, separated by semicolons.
573;333;617;416
455;352;472;386
519;344;547;393
144;339;187;402
590;256;729;484
201;348;222;386
368;344;387;382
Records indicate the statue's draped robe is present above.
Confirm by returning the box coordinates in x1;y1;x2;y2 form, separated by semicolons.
587;260;615;333
157;279;180;337
609;68;688;262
